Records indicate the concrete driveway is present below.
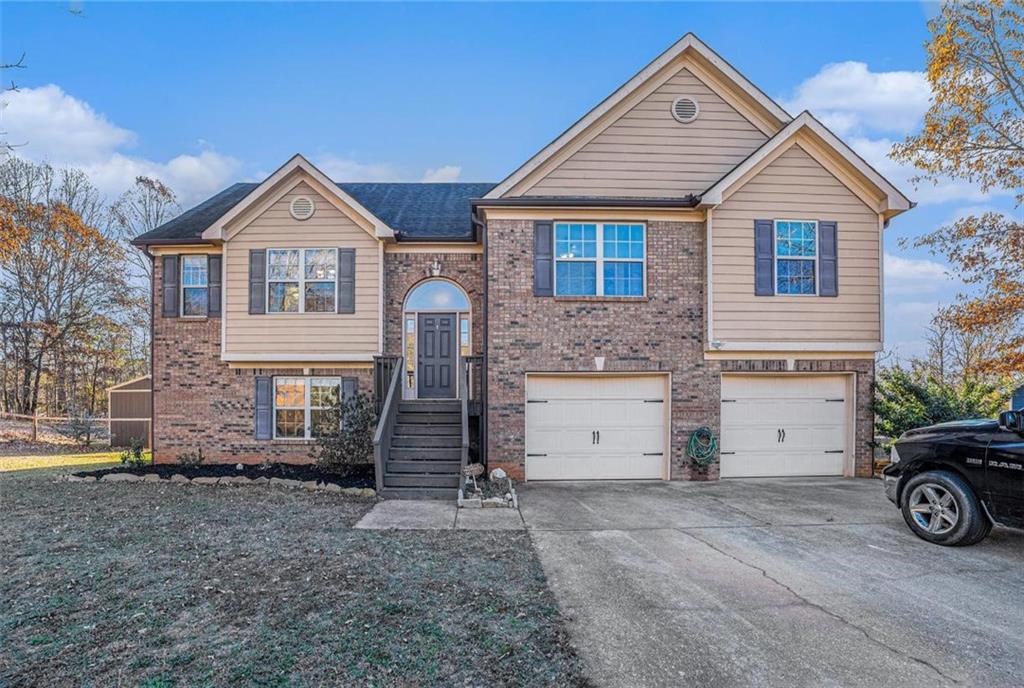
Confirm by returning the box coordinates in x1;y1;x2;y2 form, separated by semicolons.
518;478;1024;687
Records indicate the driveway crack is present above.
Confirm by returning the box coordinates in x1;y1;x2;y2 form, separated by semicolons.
681;529;963;686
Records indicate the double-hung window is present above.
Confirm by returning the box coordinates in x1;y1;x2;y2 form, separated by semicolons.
267;248;338;313
774;220;817;295
554;222;645;297
273;376;341;439
181;255;208;316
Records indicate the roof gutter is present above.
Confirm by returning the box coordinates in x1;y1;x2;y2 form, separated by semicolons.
472;196;700;209
130;237;217;249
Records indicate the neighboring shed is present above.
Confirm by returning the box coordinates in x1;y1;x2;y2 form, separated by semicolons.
107;376;151;448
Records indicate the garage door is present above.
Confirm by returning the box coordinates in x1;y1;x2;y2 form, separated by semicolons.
526;375;667;480
720;375;849;478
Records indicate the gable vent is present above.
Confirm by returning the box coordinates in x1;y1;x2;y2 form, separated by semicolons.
289;196;315;221
671;96;700;124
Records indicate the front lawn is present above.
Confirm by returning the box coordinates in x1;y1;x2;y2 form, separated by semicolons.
0;471;588;687
0;451;134;473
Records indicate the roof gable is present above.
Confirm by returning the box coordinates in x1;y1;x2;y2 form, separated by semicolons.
484;33;791;200
700;112;913;218
202;155;394;241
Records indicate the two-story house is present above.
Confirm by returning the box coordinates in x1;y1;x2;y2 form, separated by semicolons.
133;34;912;497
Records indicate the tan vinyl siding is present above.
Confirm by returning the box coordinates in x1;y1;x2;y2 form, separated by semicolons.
521;67;767;199
712;144;881;343
224;182;380;357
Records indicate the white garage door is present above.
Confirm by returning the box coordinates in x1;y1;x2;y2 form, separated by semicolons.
720;375;849;478
526;375;667;480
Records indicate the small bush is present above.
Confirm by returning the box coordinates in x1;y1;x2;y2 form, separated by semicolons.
177;448;205;468
311;391;377;476
64;413;99;448
120;437;147;468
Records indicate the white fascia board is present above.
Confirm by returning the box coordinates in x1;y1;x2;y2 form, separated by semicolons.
201;154;395;241
221;353;377;362
708;341;882;353
484;33;792;200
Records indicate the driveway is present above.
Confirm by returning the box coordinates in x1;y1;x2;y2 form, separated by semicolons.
518;478;1024;687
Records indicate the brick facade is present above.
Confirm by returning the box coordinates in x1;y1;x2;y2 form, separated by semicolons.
151;256;371;465
382;251;484;357
485;219;721;481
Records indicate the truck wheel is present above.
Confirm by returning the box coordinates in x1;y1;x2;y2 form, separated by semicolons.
899;470;991;546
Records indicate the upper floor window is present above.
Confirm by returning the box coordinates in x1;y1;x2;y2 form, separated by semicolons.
267;248;337;313
774;220;817;295
554;222;645;297
181;255;208;316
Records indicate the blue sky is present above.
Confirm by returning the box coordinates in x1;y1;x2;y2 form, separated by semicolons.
3;2;1017;358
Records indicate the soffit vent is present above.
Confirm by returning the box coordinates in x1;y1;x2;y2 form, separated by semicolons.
671;96;700;124
290;196;315;221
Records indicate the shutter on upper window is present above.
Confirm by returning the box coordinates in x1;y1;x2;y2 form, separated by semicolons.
818;221;838;297
161;255;179;317
337;248;355;314
753;220;774;296
533;221;553;297
207;255;222;317
248;249;266;314
254;376;272;440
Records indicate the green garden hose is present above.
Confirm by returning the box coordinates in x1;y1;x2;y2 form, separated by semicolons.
687;427;719;467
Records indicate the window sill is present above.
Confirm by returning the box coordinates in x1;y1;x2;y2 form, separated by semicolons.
553;295;650;303
179;315;209;321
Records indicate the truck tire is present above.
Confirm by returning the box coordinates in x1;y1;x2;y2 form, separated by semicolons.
899;470;991;546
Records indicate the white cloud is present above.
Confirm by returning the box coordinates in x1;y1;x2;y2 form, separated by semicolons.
884;252;950;296
783;61;930;136
421;165;461;183
2;84;239;204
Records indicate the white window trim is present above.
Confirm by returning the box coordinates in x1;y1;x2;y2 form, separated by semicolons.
552;222;647;297
266;247;339;314
272;376;341;441
773;219;819;297
180;254;209;317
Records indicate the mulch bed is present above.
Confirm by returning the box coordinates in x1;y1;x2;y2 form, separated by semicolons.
73;462;375;488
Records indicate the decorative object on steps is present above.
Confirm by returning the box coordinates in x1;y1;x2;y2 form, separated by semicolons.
463;462;484;491
489;467;507;480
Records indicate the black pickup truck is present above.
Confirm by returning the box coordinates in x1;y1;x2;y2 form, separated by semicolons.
883;410;1024;546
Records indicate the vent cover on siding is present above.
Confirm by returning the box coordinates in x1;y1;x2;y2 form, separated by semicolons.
289;196;315;220
671;96;700;123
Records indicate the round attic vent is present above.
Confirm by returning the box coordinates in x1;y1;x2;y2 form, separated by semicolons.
289;196;315;221
671;96;700;123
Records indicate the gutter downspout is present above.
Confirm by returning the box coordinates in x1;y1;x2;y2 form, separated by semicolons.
472;209;488;469
141;245;156;456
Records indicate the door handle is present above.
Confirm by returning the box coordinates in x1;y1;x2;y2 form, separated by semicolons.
592;431;596;445
596;430;600;444
781;428;786;443
777;428;782;443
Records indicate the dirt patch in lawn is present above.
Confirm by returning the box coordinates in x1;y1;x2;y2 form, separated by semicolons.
0;473;589;687
76;461;375;488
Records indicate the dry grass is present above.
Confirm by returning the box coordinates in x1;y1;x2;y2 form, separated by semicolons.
0;470;588;687
0;452;130;472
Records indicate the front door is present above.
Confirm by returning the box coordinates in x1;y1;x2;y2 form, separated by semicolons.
417;313;456;399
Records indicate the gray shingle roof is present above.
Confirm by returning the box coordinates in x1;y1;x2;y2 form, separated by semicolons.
133;181;495;245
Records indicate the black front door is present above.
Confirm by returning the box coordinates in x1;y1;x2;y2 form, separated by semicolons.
418;313;456;399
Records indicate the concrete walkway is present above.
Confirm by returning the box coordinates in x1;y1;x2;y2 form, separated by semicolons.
518;478;1024;688
354;500;524;530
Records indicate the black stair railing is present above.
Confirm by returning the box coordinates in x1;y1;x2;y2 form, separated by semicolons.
373;355;401;415
372;356;403;494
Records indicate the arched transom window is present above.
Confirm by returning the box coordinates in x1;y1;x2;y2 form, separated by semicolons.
404;279;470;312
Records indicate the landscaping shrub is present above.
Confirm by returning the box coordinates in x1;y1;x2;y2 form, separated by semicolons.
176;448;205;468
120;437;147;468
311;391;377;476
64;413;100;447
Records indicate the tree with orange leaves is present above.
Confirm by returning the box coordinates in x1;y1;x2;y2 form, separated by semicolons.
892;0;1024;376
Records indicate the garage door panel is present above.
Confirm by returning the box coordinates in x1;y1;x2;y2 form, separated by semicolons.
526;375;667;481
720;375;849;479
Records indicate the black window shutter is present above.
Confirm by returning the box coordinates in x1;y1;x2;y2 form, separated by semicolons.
341;377;358;429
249;249;266;314
337;248;355;314
754;220;774;296
533;221;553;296
162;255;179;317
207;255;222;317
254;376;272;440
818;221;838;297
